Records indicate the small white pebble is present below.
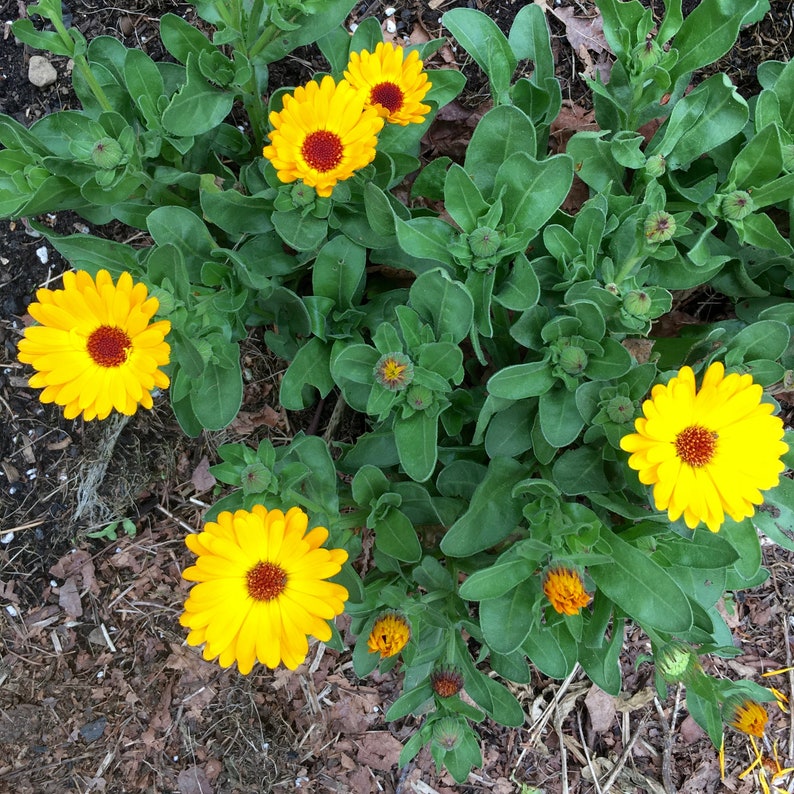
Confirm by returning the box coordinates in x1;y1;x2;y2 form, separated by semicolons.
5;605;17;616
50;579;58;587
349;22;358;33
172;755;179;762
386;19;396;33
385;6;396;16
35;246;48;264
96;670;104;679
1;532;13;546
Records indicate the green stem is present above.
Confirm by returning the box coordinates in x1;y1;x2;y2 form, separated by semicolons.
613;253;644;285
334;509;370;530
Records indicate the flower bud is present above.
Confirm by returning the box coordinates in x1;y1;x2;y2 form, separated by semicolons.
240;461;272;494
644;154;666;178
291;183;316;206
467;226;502;258
559;344;588;376
635;36;663;70
433;716;464;752
622;289;652;318
657;641;700;684
406;384;433;411
644;211;676;243
605;395;635;424
374;352;414;391
430;666;464;699
721;190;754;221
91;137;124;170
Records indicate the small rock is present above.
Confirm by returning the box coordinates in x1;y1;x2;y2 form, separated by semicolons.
28;55;57;88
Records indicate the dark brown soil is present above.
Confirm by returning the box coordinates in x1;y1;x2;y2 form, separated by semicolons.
2;1;793;792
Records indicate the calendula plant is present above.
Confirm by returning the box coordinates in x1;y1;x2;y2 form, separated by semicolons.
7;0;794;783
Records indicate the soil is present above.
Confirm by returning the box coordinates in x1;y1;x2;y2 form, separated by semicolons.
2;1;794;792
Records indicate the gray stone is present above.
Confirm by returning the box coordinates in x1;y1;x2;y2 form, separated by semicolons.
28;55;57;88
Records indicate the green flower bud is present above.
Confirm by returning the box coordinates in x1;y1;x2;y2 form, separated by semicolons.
604;282;620;296
605;395;635;424
240;461;272;494
721;190;754;221
623;289;652;318
644;211;676;243
635;36;663;69
291;183;316;206
559;345;588;376
657;641;701;684
91;137;124;170
644;154;666;178
468;226;502;258
406;384;434;411
433;716;463;752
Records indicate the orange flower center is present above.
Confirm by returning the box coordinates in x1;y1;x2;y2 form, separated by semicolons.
86;325;131;368
301;130;344;172
431;670;463;698
371;82;404;114
246;561;287;601
675;425;717;468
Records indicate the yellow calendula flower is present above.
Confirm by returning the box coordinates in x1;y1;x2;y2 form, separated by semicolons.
543;567;591;616
729;700;769;738
180;506;349;673
344;42;432;126
373;351;414;391
620;362;788;532
262;75;384;197
17;269;170;421
368;611;411;658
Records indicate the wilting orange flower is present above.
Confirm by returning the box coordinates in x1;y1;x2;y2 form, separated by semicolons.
730;700;768;738
430;666;464;698
17;269;170;420
367;611;411;658
262;75;383;197
344;42;432;125
620;362;788;532
543;567;591;615
180;506;348;673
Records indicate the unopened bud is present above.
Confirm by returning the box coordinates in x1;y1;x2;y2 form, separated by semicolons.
559;345;588;376
657;641;700;684
468;226;502;258
644;154;666;178
433;716;463;752
91;137;124;169
606;395;635;424
644;211;676;243
721;190;754;221
635;36;663;69
623;289;652;317
240;461;272;494
406;384;433;411
291;183;316;206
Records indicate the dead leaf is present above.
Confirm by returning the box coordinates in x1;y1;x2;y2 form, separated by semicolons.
615;687;656;712
679;714;707;743
49;549;100;595
58;576;83;617
190;456;216;493
229;404;283;434
177;766;212;794
551;6;611;55
585;684;616;733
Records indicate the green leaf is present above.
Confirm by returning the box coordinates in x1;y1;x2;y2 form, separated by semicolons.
124;48;165;117
459;559;534;600
726;123;784;189
279;338;335;410
658;531;740;569
487;360;554;400
726;320;790;362
161;54;233;137
12;19;74;57
721;518;762;580
394;411;438;483
522;623;578;678
312;235;366;308
650;74;748;169
481;580;537;654
200;189;274;236
464;105;537;198
441;457;527;556
442;8;517;101
590;528;693;633
737;213;794;256
669;0;757;86
578;618;624;695
509;4;554;81
410;269;474;344
494;252;540;311
539;387;584;448
189;344;243;430
444;163;489;234
272;210;328;252
159;12;215;64
384;683;434;721
755;476;794;551
373;506;422;562
395;216;457;266
552;447;609;495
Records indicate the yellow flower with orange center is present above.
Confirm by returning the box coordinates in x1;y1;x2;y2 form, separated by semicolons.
180;505;349;673
344;42;432;126
373;351;414;391
17;269;170;421
620;362;788;532
543;567;591;616
367;611;411;658
262;75;384;197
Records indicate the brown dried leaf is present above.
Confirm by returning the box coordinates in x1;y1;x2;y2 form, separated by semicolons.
58;576;82;617
551;6;610;55
189;456;216;493
229;404;283;434
49;549;100;595
177;766;213;794
584;684;616;733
